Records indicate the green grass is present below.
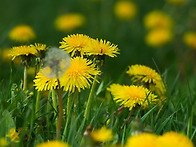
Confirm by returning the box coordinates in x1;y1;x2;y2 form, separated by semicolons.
0;0;196;146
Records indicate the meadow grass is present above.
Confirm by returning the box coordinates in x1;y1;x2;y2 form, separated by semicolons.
0;0;196;146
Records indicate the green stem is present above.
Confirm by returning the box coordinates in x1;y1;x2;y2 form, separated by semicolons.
57;79;63;140
187;106;193;138
52;90;57;112
62;92;72;141
23;65;27;91
52;90;58;132
84;75;98;121
27;88;36;146
35;91;41;118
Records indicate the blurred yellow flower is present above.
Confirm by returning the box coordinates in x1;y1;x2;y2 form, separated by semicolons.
91;126;113;143
0;137;9;147
145;28;173;47
107;84;158;110
60;57;101;93
36;140;70;147
144;11;173;30
158;131;194;147
9;45;37;60
114;0;137;20
59;34;91;57
9;25;36;43
34;69;58;91
1;48;21;65
27;67;35;75
54;13;85;32
183;31;196;49
125;133;159;147
85;39;120;57
6;128;19;143
127;64;166;96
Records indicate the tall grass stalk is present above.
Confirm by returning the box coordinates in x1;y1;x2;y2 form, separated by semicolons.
84;75;98;121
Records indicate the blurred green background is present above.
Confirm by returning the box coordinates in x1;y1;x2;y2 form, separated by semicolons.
0;0;196;82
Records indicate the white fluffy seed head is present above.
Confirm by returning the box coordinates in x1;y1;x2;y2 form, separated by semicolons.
42;47;71;79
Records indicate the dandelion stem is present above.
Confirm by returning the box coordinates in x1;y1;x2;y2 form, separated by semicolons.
52;90;57;113
62;92;72;141
35;91;41;118
84;75;98;121
67;92;72;122
57;79;63;140
52;90;58;131
23;65;27;91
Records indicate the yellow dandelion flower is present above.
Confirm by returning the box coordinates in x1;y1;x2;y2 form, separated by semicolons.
0;137;9;147
91;126;113;143
183;31;196;49
145;28;173;47
144;11;173;30
107;84;158;110
36;140;70;147
9;45;37;60
158;131;194;147
60;57;101;93
127;64;162;84
114;0;137;20
59;34;91;57
125;133;159;147
6;128;19;143
9;25;36;43
85;39;119;57
34;69;58;91
54;13;85;32
126;64;166;96
30;43;48;52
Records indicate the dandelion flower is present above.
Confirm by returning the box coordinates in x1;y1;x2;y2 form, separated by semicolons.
107;84;158;110
59;34;91;57
145;28;173;47
114;0;137;20
36;140;70;147
33;70;58;91
42;47;71;79
30;43;48;52
183;31;196;49
126;64;166;96
91;126;113;143
9;25;36;43
158;131;194;147
85;39;119;57
125;133;159;147
9;45;37;60
60;57;101;93
54;13;85;32
6;128;19;143
144;11;173;30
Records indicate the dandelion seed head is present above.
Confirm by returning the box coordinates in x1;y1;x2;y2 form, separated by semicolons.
42;47;71;79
